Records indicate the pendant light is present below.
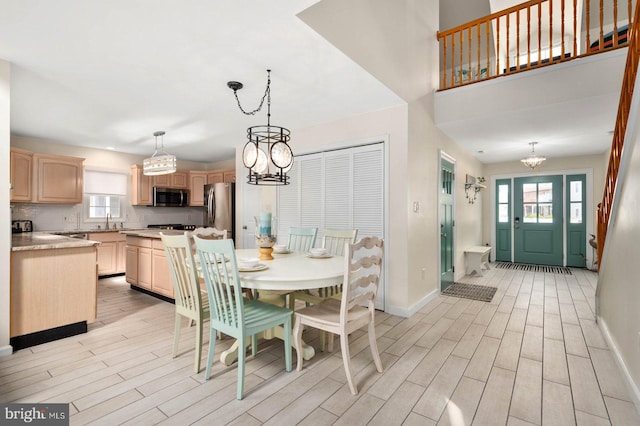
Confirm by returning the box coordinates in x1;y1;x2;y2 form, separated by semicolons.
521;142;546;170
143;131;177;176
228;70;293;185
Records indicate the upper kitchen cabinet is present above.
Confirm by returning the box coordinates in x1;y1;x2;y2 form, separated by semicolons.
154;171;187;188
188;171;207;206
207;168;235;185
223;169;236;183
10;147;33;202
33;153;84;204
130;165;153;206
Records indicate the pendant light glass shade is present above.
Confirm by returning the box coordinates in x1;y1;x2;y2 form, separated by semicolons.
230;70;293;185
143;131;177;176
521;142;546;170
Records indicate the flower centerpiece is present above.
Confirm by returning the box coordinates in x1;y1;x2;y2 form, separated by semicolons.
254;212;277;260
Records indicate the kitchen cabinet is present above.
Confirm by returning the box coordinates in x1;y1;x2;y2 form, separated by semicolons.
151;240;173;298
33;153;84;204
223;169;236;183
10;147;33;202
89;232;126;276
154;171;188;188
189;171;208;206
10;245;98;339
207;171;224;184
125;234;173;298
130;165;153;206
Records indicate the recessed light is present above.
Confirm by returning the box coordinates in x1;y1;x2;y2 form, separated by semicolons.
106;146;115;150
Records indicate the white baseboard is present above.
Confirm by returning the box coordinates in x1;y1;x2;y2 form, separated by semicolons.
597;316;640;413
385;288;440;318
0;344;13;358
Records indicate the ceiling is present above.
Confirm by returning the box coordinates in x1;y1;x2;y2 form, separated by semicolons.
0;0;625;167
0;0;403;163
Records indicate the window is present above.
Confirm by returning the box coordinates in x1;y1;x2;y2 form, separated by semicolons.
83;168;128;221
87;195;122;219
570;180;583;224
498;184;509;223
522;181;554;223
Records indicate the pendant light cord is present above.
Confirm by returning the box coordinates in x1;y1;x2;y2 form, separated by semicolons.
231;70;272;126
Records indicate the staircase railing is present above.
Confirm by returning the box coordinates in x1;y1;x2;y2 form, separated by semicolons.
597;0;640;268
437;0;635;90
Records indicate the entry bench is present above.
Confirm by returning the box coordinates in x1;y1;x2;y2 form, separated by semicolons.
465;246;492;276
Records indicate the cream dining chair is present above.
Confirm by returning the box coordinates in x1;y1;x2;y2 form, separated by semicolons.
160;233;210;373
293;236;384;395
288;229;358;350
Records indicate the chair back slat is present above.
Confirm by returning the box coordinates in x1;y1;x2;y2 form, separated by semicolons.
322;229;358;256
194;237;244;330
340;236;384;324
287;227;318;252
160;233;204;317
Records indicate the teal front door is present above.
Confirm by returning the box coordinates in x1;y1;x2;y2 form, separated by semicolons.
514;175;563;266
440;159;454;291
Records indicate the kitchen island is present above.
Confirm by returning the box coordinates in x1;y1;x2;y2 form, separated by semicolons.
121;229;184;300
11;233;101;350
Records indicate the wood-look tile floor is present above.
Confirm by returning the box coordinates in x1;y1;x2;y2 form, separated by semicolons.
2;266;639;425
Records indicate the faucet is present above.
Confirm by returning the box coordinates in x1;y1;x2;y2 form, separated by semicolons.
106;213;111;230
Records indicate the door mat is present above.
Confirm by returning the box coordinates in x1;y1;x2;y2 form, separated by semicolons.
495;262;572;275
442;283;497;302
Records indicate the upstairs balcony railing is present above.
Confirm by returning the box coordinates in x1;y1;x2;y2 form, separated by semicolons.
597;0;640;268
437;0;636;90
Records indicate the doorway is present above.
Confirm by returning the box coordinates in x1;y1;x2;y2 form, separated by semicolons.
440;156;455;291
513;175;563;266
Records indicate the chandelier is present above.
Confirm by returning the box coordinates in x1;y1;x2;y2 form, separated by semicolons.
228;70;293;185
520;142;546;170
143;131;177;176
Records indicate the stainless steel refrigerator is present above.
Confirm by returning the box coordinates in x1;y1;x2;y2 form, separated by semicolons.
204;182;235;241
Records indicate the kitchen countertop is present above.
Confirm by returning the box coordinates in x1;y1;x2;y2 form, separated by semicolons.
11;232;102;251
120;229;186;239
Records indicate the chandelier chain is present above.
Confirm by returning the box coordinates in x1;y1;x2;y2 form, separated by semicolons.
232;71;272;117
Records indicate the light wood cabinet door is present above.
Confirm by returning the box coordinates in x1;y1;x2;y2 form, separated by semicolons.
96;241;118;276
125;245;138;284
130;165;153;206
189;172;207;206
172;172;188;188
151;248;173;298
117;241;126;274
33;154;84;204
223;169;236;183
137;247;153;290
154;172;187;188
10;148;33;202
207;172;223;184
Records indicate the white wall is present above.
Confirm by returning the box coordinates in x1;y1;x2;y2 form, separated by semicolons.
0;60;11;357
597;75;640;408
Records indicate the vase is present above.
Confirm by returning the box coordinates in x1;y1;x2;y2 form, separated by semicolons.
254;215;277;260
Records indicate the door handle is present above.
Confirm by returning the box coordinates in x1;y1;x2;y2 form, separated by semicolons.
243;225;247;230
441;233;447;238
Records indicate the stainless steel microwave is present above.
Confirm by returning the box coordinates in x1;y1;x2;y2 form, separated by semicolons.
152;187;190;207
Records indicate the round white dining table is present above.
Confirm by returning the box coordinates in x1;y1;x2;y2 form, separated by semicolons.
218;248;345;366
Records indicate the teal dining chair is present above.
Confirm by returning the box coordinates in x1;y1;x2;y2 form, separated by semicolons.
194;236;293;400
287;227;318;252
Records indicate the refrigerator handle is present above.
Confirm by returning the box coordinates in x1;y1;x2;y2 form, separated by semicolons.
207;187;214;225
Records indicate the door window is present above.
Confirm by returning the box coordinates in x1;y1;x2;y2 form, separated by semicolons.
498;184;509;222
522;181;554;223
570;180;583;223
